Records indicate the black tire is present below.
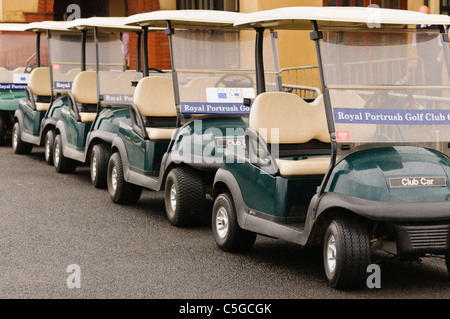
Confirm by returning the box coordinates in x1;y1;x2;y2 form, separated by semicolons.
0;115;7;146
44;130;54;165
212;192;256;252
445;252;450;276
107;152;142;204
164;167;206;227
90;143;110;188
12;122;32;154
53;134;77;173
323;217;371;289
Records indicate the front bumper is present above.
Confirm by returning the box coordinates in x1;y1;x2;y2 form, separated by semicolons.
394;223;450;257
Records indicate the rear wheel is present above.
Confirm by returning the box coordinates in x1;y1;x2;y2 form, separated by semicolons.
90;143;109;188
164;167;206;226
12;122;32;154
53;134;77;173
323;217;371;289
212;192;256;252
44;130;54;165
107;152;142;204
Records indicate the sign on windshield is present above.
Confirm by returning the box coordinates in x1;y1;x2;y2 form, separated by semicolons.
172;29;279;116
320;28;450;144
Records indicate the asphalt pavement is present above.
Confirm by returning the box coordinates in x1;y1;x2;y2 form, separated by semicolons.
1;145;450;301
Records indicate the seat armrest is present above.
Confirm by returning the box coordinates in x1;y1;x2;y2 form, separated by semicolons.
244;128;278;175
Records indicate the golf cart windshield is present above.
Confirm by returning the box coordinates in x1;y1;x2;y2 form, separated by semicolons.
97;32;142;105
321;27;450;151
49;32;96;94
0;32;47;89
172;28;280;116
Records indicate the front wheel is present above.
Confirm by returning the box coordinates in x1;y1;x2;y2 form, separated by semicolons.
212;192;256;252
323;217;371;289
107;152;142;204
164;167;206;227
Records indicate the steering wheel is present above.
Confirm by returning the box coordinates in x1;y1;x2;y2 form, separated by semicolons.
215;74;254;88
24;64;36;74
148;67;164;73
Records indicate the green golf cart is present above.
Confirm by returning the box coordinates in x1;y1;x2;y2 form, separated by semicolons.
110;10;280;225
205;6;450;289
52;17;152;184
0;23;46;145
12;21;80;162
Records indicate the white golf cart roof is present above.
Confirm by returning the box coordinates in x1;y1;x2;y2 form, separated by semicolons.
0;23;28;32
125;9;243;29
234;6;450;29
24;21;73;33
67;17;146;32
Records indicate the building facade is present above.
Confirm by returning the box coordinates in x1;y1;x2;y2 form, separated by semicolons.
0;0;445;79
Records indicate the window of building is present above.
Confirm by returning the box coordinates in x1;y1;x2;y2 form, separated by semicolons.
176;0;239;11
441;0;450;15
324;0;406;9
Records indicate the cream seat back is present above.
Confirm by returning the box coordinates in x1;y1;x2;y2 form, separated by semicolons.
133;76;177;140
179;76;219;103
249;92;330;145
249;92;330;177
28;67;52;112
71;71;98;123
28;67;51;97
0;67;13;82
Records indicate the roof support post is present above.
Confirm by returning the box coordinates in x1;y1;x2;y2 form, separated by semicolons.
255;27;266;95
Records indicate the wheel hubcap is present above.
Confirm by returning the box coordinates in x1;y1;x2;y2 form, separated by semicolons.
326;234;337;273
111;166;117;191
45;137;51;159
91;154;97;179
216;206;229;239
12;128;18;149
170;184;177;211
54;145;60;165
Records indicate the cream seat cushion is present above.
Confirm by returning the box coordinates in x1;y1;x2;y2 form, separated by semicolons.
276;157;331;177
145;128;176;140
36;102;50;112
79;112;97;123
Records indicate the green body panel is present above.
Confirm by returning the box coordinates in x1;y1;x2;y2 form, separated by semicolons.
118;124;170;172
60;108;92;148
18;95;68;135
222;159;321;219
119;116;248;174
327;146;450;202
220;146;450;219
0;90;25;111
93;107;131;133
172;117;248;164
19;100;46;135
